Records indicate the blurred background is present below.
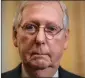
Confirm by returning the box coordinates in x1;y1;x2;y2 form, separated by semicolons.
2;1;85;77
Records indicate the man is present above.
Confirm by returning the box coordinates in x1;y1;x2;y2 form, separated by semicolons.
2;1;83;78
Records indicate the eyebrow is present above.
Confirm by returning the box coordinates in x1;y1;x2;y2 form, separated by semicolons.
21;20;40;27
31;20;40;26
22;19;61;28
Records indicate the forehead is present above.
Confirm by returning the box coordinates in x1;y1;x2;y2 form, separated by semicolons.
22;1;63;15
21;1;63;25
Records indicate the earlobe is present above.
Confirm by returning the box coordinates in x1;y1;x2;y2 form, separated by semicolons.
64;29;69;50
13;39;18;47
64;40;68;50
12;27;18;47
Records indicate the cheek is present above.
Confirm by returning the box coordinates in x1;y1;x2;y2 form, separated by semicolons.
16;33;36;62
47;38;65;64
17;34;30;51
17;32;36;49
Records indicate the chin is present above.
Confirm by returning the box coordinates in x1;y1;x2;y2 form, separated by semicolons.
27;59;51;70
24;55;52;69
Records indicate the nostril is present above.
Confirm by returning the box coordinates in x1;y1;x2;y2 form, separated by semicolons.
36;40;45;45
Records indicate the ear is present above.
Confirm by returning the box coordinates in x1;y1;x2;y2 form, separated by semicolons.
12;27;18;47
64;29;69;50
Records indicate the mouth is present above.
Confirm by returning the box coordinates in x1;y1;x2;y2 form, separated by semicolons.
30;48;51;57
30;53;50;60
31;52;49;56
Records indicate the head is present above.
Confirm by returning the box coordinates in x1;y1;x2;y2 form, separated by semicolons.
13;1;69;77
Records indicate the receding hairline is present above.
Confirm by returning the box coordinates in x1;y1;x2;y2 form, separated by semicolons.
13;1;69;30
20;1;64;14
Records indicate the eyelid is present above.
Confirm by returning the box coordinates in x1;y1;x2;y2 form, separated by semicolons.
21;22;38;28
46;22;58;26
46;25;58;30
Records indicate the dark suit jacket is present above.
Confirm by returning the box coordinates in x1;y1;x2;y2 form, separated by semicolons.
2;64;84;78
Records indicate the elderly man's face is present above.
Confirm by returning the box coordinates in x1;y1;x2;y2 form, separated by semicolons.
13;2;69;70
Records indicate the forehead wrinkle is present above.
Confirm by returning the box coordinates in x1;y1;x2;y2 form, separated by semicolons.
21;1;64;27
22;1;64;17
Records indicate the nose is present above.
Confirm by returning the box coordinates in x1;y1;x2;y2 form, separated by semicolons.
36;26;46;45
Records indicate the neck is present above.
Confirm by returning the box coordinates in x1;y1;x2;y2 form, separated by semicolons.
22;63;59;77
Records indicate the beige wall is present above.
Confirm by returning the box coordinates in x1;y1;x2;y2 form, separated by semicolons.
2;1;85;77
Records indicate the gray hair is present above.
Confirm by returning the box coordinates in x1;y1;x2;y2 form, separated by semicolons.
13;1;69;30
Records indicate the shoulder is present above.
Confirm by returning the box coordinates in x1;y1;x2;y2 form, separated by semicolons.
59;66;84;78
1;64;21;78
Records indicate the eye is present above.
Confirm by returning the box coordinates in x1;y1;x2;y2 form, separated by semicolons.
45;26;56;32
48;26;56;31
26;24;35;30
22;23;38;34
